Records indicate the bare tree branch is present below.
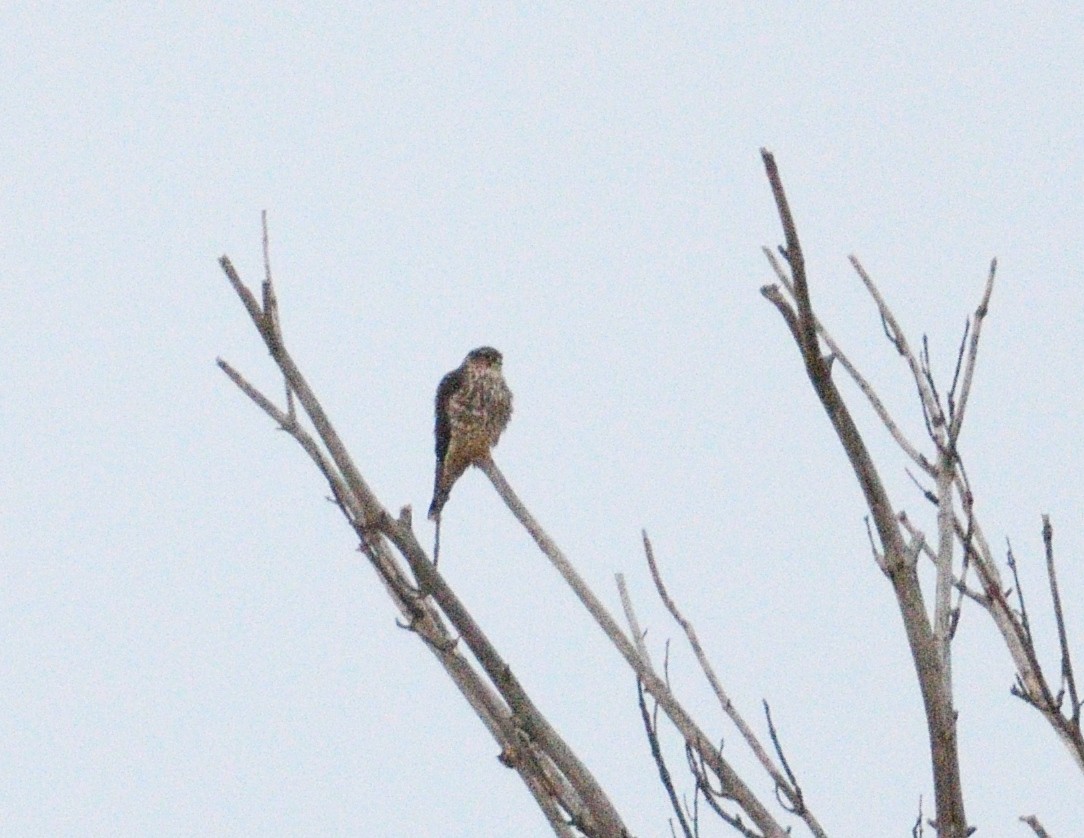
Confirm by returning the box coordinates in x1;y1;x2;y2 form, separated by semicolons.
478;457;791;838
1006;539;1035;646
760;148;968;837
947;260;996;442
957;506;1084;770
218;241;631;838
847;224;1083;806
912;796;924;838
641;533;825;837
638;681;695;838
848;255;945;447
934;451;956;688
1019;814;1051;837
946;318;970;424
216;153;1083;837
1043;516;1080;723
762;701;804;815
763;248;934;477
618;573;652;670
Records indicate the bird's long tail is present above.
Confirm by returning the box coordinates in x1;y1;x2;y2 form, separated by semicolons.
428;465;447;521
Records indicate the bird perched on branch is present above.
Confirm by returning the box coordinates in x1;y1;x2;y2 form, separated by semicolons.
428;346;513;520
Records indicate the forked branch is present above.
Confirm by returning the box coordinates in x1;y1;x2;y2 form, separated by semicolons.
762;149;1083;814
759;148;968;837
642;533;822;835
218;217;630;838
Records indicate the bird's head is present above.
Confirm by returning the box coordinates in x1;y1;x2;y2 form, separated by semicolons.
466;346;503;369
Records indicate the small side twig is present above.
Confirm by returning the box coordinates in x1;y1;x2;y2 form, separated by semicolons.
948;259;996;441
849;255;943;444
1043;516;1080;722
763;701;803;814
920;334;946;430
863;516;888;573
762;248;933;476
946;317;970;423
1005;539;1033;646
1020;814;1051;838
642;532;826;838
479;457;791;838
617;574;652;670
686;749;758;837
638;680;694;838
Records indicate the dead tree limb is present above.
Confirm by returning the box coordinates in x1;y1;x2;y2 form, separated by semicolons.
1020;814;1052;837
641;534;825;837
761;150;1083;833
759;148;968;837
218;216;630;838
637;681;695;838
1043;516;1080;725
479;457;798;838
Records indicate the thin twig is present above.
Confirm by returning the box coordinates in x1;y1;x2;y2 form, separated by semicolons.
763;247;933;476
1043;516;1080;722
920;335;946;431
216;359;361;531
642;533;826;838
638;680;694;838
479;457;790;838
948;259;996;441
1005;539;1033;646
848;255;945;452
219;246;627;838
617;574;653;671
762;701;803;814
905;467;939;507
686;750;756;837
912;795;923;838
946;318;970;423
864;516;888;573
1019;814;1051;838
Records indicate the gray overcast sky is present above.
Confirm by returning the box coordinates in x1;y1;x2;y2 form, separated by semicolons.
3;4;1083;835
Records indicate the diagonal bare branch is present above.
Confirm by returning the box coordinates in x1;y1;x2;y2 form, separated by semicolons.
848;255;947;450
641;533;824;836
763;248;934;476
761;149;968;837
479;457;791;838
947;259;996;441
1043;516;1080;724
218;246;630;838
617;573;653;672
637;681;695;838
1019;814;1052;838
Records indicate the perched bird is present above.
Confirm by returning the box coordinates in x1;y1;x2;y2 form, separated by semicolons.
428;346;513;520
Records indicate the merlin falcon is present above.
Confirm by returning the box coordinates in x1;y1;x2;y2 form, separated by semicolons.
428;346;513;520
